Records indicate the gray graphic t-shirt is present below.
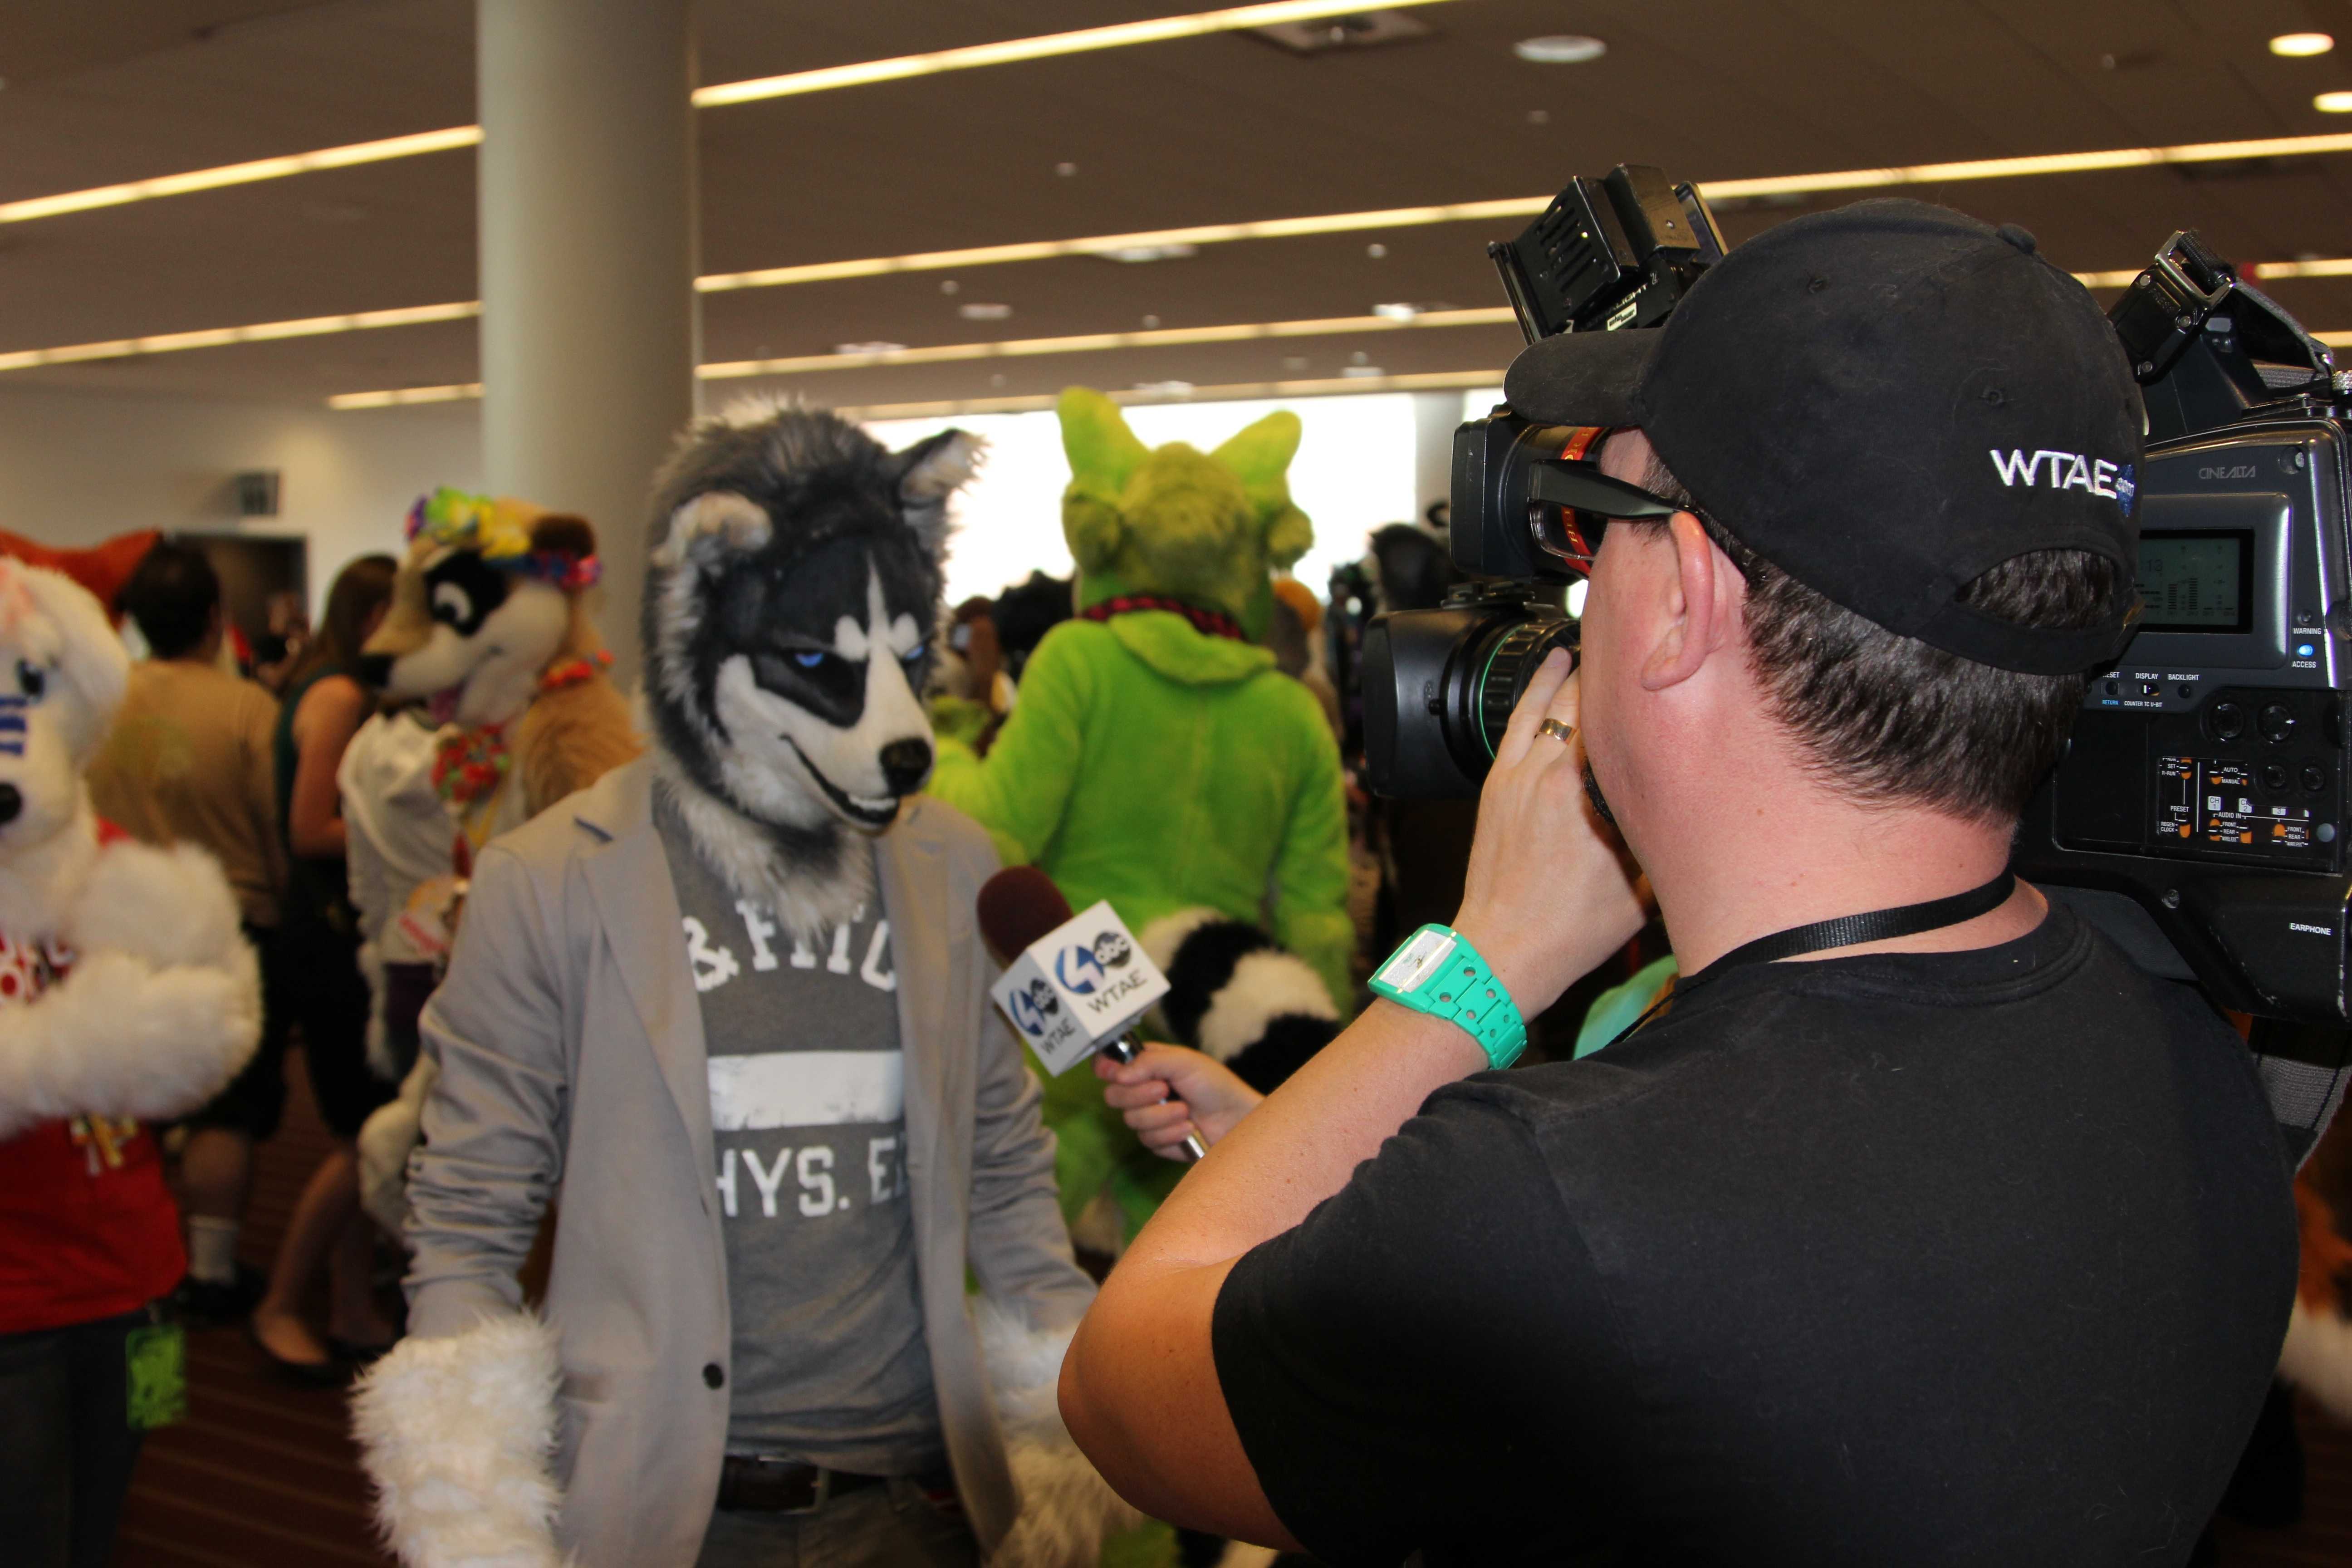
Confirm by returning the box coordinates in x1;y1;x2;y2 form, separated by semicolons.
655;798;941;1470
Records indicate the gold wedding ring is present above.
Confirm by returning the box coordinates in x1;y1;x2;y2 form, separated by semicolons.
1537;717;1576;745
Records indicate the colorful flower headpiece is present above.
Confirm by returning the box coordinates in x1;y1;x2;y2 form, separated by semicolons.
404;487;602;593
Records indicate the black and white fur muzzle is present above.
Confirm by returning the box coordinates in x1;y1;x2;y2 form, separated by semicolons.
706;555;936;833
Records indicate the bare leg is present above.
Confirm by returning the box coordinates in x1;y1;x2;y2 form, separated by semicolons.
250;1142;358;1367
179;1127;252;1226
328;1207;398;1349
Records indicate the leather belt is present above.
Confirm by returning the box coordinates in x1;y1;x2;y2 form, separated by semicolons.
715;1455;952;1514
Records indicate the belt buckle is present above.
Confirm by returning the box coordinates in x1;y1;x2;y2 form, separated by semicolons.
783;1464;831;1516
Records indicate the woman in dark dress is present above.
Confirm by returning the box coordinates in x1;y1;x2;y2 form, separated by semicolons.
248;555;399;1379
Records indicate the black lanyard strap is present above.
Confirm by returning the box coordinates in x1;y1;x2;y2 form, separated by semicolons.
1702;870;2017;977
1607;870;2017;1049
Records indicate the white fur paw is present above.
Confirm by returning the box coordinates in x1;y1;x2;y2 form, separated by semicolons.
358;1056;436;1237
1;950;260;1130
352;1312;567;1568
68;840;246;970
979;1299;1144;1568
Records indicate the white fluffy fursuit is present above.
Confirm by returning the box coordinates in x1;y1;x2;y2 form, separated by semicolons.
980;1298;1145;1568
350;1312;568;1568
0;558;260;1138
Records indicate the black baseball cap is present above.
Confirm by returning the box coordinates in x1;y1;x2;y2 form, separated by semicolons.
1503;198;2145;675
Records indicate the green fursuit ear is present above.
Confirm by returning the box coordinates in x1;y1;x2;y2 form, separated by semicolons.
1210;410;1312;564
1058;387;1149;500
1061;489;1127;577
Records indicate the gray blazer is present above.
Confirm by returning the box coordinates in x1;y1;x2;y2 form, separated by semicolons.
404;757;1094;1567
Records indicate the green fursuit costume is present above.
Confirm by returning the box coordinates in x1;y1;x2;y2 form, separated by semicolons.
927;389;1352;1236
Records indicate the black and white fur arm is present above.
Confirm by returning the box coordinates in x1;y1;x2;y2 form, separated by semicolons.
1141;910;1343;1093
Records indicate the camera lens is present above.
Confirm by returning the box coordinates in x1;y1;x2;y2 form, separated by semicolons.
1462;618;1580;761
1362;603;1578;798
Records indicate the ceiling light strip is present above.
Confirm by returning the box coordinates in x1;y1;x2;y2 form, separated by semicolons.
699;134;2352;295
0;300;479;372
695;202;1539;292
698;307;1518;378
0;0;1462;225
332;368;1505;414
692;0;1459;108
837;371;1505;421
14;243;2350;379
0;128;482;225
1703;132;2352;201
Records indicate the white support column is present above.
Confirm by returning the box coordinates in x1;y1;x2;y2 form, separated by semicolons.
477;0;699;689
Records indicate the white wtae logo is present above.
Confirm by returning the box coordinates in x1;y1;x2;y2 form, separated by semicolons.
1989;448;2126;497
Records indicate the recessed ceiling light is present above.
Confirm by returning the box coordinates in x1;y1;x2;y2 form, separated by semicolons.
1055;162;1079;177
2273;32;2334;57
1366;242;1389;259
958;302;1013;320
1133;380;1196;397
834;341;909;356
2318;90;2352;112
1513;34;1606;64
1141;314;1162;328
940;279;960;294
1372;302;1421;320
1342;364;1388;377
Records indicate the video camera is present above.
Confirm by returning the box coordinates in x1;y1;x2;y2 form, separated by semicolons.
1362;168;2352;1033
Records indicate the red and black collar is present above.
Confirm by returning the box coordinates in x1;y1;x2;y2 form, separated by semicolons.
1077;594;1246;642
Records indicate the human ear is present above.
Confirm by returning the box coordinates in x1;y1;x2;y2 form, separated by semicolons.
1637;512;1725;692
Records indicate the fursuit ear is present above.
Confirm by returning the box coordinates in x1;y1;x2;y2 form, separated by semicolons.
528;513;597;562
1057;387;1148;499
888;428;985;561
650;491;770;571
1212;410;1313;568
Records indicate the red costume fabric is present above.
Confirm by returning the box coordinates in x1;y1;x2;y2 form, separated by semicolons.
0;822;184;1335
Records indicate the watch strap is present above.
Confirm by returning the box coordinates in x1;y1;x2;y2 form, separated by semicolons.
1369;924;1528;1069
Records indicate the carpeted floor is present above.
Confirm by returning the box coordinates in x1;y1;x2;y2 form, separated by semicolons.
111;1049;395;1568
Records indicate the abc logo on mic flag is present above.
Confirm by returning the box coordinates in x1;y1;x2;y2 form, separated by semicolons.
988;901;1169;1076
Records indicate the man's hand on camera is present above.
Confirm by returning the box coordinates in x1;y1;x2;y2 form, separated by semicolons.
1093;1044;1263;1157
1451;648;1647;1018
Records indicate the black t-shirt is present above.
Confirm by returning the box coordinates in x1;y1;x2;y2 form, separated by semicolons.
1212;904;2297;1568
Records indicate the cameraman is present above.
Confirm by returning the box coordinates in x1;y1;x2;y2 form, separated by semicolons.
1058;201;2298;1566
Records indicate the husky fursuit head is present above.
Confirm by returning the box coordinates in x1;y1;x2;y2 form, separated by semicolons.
644;405;981;937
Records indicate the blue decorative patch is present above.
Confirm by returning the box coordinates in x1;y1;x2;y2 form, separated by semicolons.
0;696;29;757
2114;464;2137;518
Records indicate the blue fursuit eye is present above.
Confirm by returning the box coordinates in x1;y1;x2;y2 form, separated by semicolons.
794;651;828;670
16;661;44;700
901;649;925;666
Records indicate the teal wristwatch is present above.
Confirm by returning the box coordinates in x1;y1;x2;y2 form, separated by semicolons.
1369;924;1528;1069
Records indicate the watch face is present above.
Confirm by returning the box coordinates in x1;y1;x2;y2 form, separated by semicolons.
1377;928;1457;994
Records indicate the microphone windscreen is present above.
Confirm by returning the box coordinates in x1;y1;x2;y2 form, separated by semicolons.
977;866;1074;966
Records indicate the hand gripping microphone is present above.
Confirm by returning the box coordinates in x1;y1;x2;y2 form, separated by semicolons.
976;867;1209;1163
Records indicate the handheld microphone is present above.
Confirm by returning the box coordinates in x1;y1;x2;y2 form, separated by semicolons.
977;867;1209;1163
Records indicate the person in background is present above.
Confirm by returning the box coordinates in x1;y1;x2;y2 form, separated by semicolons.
337;697;451;1100
246;555;399;1379
89;543;288;1325
1267;576;1341;738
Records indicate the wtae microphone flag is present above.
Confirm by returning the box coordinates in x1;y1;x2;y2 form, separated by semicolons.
988;901;1169;1076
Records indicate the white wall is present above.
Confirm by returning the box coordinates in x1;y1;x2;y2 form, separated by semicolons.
0;383;482;621
869;390;1449;605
